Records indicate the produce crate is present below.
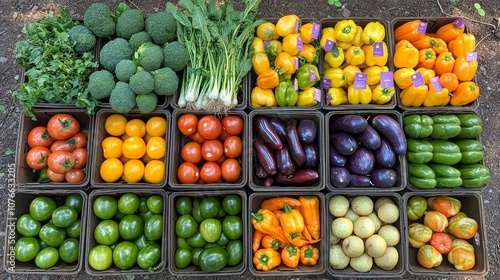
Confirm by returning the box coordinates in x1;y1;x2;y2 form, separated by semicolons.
168;190;248;276
326;192;406;278
320;18;397;110
249;192;327;276
246;18;324;111
402;110;489;192
248;110;325;192
15;109;94;188
325;110;407;192
85;188;168;276
168;109;248;190
391;17;479;112
403;192;488;277
3;189;87;275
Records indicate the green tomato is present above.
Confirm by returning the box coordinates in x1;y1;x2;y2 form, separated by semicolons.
113;241;139;269
192;198;204;223
222;215;243;240
199;247;228;272
186;231;207;248
175;214;198;239
119;214;144;240
59;238;79;263
39;222;66;247
222;194;242;215
30;197;57;221
35;247;59;269
175;248;192;269
226;240;243;266
176;196;193;215
15;237;40;262
199;197;221;219
191;248;204;266
51;206;78;228
144;214;163;241
16;214;41;237
64;194;83;214
137;243;161;270
199;218;222;243
216;231;230;246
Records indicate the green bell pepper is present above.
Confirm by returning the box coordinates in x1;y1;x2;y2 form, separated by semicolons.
431;115;462;139
275;80;298;106
428;163;463;188
295;63;320;90
455;139;484;164
408;163;437;189
403;114;433;138
456;164;491;188
456;114;483;139
407;139;434;163
407;196;427;220
430;140;462;165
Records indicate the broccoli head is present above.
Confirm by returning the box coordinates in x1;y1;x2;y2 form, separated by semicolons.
88;70;116;100
163;41;189;72
129;31;152;51
129;71;155;95
151;67;178;96
99;38;134;73
116;9;145;40
68;25;96;53
134;42;163;72
145;11;176;46
136;93;158;113
115;59;136;82
83;3;115;38
109;81;136;113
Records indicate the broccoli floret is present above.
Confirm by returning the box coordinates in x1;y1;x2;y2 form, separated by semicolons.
145;11;176;46
129;71;154;95
163;41;189;72
151;67;178;96
129;31;152;51
116;9;145;39
134;42;163;72
99;38;134;73
136;93;158;113
88;70;116;100
115;59;136;82
109;81;136;113
68;25;96;53
83;3;115;38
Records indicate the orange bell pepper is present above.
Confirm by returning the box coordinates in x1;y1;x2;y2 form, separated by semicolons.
448;33;476;58
253;248;281;271
400;84;429;107
436;19;465;43
257;68;280;89
452;55;478;82
261;234;283;250
279;203;305;242
274;52;296;79
299;22;320;44
450;81;479;106
416;68;436;84
434;52;455;76
416;48;437;69
394;19;426;43
394;67;416;89
412;35;433;50
429;37;449;55
439;73;459;92
251;208;289;246
298;195;321;240
281;244;301;268
299;245;319;266
423;78;451;107
394;40;419;68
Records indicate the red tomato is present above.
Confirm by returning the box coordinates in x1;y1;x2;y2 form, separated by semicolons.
47;150;76;174
221;158;241;182
201;139;223;162
429;232;453;254
50;140;75;152
221;115;244;135
47;168;65;182
177;162;200;184
65;169;85;184
72;148;88;169
178;114;198;136
46;114;80;140
215;154;228;166
181;142;202;164
26;146;51;170
189;132;205;144
197;116;222;140
27;126;53;148
218;129;231;142
223;136;243;158
68;132;88;148
200;162;222;184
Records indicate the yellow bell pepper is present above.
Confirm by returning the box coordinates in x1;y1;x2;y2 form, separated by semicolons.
372;85;395;104
348;84;372;105
282;33;301;56
350;26;364;47
363;42;388;67
299;22;320;44
416;68;436;85
400;84;428;107
324;47;344;68
320;27;336;50
423;78;450;106
362;21;386;44
274;52;296;80
343;65;361;85
324;68;347;88
345;46;365;66
251;86;277;108
266;40;282;57
276;15;300;37
334;20;357;42
394;67;416;89
336;41;352;50
257;22;280;41
363;65;389;86
252;37;265;53
328;88;348;106
394;40;419;68
252;52;271;75
448;33;476;59
297;44;319;64
297;87;319;106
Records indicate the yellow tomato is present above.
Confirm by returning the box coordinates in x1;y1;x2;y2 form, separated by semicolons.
141;152;154;164
120;154;130;164
125;119;146;137
101;137;123;159
105;114;127;136
143;133;153;144
122;136;146;159
121;133;131;142
100;158;124;183
144;160;165;184
146;136;166;159
146;116;167;137
122;159;144;183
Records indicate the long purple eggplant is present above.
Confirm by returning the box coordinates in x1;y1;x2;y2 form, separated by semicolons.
253;138;277;175
273;169;319;185
286;118;306;166
254;115;283;150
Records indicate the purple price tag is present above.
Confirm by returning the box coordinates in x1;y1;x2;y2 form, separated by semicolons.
417;22;428;34
466;52;477;61
354;73;367;89
430;77;443;91
373;42;384;57
322;78;331;90
326;92;331;105
294;19;300;33
263;40;269;49
309;68;316;82
314;88;322;102
297;36;304;51
455;18;465;28
294;57;299;70
411;72;425;87
324;39;334;52
380;71;394;88
294;78;299;91
312;23;321;39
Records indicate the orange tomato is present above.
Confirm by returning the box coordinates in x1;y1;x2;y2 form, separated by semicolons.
122;136;146;159
105;114;127;136
101;137;123;159
146;116;167;137
100;158;124;182
144;160;165;184
122;159;144;183
125;119;146;137
146;136;166;159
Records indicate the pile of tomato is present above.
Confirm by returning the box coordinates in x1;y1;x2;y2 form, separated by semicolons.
176;114;244;184
26;114;88;184
99;114;167;184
